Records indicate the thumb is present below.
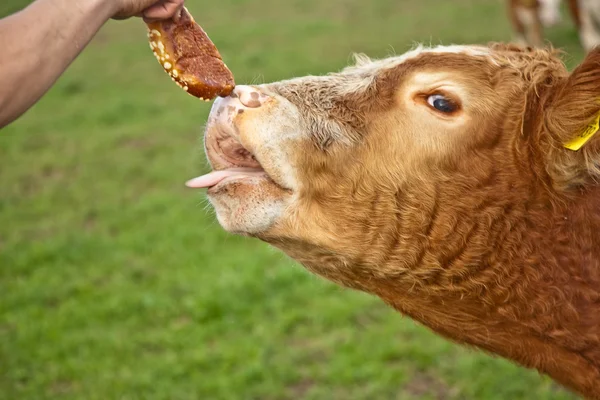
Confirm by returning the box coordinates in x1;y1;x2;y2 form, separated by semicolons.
142;0;185;22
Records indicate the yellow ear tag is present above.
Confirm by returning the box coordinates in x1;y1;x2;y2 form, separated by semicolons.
564;113;600;151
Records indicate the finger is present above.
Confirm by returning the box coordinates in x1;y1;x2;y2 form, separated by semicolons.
142;0;184;21
143;5;183;23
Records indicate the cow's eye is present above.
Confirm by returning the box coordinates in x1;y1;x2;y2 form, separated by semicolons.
427;94;457;113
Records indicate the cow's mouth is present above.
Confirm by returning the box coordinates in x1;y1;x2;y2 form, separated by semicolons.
186;124;268;190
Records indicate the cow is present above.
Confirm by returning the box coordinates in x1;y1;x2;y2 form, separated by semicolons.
188;44;600;398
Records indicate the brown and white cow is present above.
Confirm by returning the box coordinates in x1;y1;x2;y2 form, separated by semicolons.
509;0;600;51
188;44;600;398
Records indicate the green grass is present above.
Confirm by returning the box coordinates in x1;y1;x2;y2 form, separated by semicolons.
0;0;587;399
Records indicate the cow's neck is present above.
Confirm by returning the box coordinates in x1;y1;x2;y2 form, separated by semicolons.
265;168;600;398
374;180;600;399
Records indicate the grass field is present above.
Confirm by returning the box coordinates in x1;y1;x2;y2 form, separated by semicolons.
0;0;588;399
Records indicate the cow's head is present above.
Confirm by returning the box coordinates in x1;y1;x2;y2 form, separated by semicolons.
188;44;600;290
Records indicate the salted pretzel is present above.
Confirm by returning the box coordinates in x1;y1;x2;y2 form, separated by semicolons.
146;7;235;101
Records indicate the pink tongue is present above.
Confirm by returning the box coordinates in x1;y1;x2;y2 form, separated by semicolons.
185;168;264;188
186;171;236;188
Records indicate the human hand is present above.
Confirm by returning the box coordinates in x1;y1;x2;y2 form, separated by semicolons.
111;0;185;21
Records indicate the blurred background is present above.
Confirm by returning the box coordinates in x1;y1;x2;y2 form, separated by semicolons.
0;0;587;399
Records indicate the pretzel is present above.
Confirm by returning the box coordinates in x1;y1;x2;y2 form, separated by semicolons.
146;7;235;101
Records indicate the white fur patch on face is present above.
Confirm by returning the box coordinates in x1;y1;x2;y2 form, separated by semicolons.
344;44;491;74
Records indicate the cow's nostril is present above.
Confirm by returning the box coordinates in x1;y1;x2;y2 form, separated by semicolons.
234;85;267;108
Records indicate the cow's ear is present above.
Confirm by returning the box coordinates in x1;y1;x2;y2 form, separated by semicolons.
544;47;600;187
547;48;600;150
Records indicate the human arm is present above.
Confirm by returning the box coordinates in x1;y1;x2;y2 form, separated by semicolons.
0;0;184;129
